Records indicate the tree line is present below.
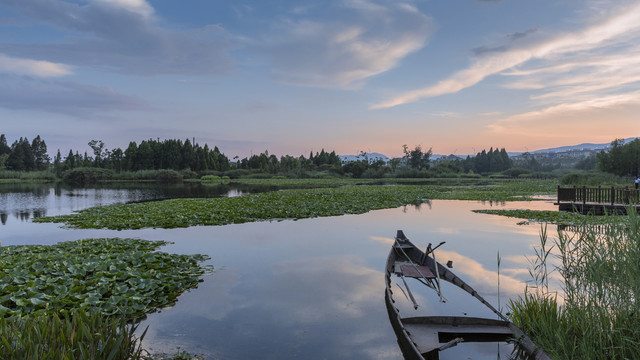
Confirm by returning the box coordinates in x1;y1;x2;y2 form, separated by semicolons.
0;134;344;176
0;134;50;171
3;133;635;179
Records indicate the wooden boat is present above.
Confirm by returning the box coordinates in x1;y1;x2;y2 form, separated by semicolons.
385;230;552;360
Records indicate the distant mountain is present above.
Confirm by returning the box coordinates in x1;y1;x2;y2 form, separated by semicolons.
339;137;639;163
339;152;390;163
530;137;638;154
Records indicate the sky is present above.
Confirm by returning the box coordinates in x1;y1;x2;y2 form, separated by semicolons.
0;0;639;159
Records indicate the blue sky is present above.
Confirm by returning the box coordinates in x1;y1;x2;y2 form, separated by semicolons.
1;0;639;158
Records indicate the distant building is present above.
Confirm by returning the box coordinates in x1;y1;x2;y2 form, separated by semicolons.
339;152;390;164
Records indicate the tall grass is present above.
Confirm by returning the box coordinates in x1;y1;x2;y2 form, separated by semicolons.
0;170;56;182
509;208;640;359
0;309;146;360
559;170;630;187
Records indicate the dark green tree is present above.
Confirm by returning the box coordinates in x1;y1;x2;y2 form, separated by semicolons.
53;149;63;176
111;148;123;172
597;138;640;176
31;135;50;170
6;138;35;171
137;141;154;170
88;140;106;167
402;144;432;170
123;142;138;171
0;134;10;155
64;150;76;169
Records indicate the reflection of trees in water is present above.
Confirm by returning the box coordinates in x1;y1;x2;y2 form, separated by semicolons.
402;199;432;213
480;200;506;207
0;208;48;224
0;182;264;225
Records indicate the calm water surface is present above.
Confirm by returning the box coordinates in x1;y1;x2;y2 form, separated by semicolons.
0;184;558;359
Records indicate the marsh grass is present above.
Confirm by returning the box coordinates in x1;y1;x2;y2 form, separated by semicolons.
0;170;56;182
0;309;146;360
509;208;640;359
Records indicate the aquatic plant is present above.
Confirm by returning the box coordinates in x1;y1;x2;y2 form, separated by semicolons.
0;309;146;360
509;207;640;359
472;209;609;226
0;238;212;318
35;180;557;230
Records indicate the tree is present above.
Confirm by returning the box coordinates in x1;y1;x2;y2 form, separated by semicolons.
0;134;10;155
110;148;123;172
88;140;106;167
597;138;640;176
403;144;432;170
137;141;154;170
31;135;50;170
123;142;138;171
6;138;35;171
53;149;62;176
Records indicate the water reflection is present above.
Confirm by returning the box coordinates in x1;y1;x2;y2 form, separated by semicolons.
0;182;264;225
0;184;561;359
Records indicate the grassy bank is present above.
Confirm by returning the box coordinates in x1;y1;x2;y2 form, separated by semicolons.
508;210;640;359
34;179;557;230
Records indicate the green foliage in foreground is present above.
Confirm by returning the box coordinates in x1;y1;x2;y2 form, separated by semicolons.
0;238;212;318
35;180;557;230
0;309;145;360
509;211;640;359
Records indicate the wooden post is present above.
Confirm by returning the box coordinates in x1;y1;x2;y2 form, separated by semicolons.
611;186;615;206
624;188;630;204
583;186;586;206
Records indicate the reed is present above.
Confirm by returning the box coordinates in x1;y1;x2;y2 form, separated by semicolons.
509;207;640;359
0;309;146;360
0;170;56;182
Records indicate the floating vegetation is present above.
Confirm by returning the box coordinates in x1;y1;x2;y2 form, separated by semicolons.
0;238;212;318
35;181;557;230
472;209;603;225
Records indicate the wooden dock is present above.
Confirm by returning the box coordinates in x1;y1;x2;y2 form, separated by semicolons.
556;186;640;214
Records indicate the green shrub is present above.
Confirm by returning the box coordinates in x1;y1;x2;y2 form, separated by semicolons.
560;170;624;186
502;167;531;178
200;175;221;181
156;170;183;183
63;167;114;185
179;169;198;179
222;169;251;179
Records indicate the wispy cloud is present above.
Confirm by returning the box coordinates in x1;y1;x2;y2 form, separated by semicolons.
0;0;233;76
94;0;154;18
0;74;144;117
254;0;433;88
371;2;640;109
0;53;71;77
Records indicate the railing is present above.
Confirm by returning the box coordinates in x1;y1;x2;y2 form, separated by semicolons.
557;186;640;205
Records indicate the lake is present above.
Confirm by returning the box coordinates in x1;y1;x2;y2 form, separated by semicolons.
0;183;558;359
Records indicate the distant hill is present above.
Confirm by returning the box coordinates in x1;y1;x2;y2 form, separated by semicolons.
531;137;637;154
340;137;639;163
